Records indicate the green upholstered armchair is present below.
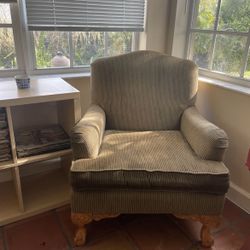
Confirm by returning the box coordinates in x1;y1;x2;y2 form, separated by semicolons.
70;51;229;248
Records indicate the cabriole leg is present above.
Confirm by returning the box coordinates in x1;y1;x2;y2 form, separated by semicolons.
174;214;221;248
71;213;92;246
71;213;120;246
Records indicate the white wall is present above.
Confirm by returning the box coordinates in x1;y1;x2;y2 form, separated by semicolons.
197;81;250;212
63;77;91;116
168;0;190;58
139;0;169;52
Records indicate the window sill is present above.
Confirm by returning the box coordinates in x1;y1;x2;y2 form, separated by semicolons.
1;72;249;97
198;76;250;96
32;72;91;79
0;72;91;82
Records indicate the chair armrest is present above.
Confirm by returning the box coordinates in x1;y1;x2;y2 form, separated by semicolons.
71;105;106;160
181;106;229;161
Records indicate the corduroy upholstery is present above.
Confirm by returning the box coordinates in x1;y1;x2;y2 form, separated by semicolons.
71;130;229;195
181;106;229;161
71;191;226;215
71;105;105;160
91;51;198;130
70;50;229;215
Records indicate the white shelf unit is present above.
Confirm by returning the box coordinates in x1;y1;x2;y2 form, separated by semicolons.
0;78;81;225
0;168;21;223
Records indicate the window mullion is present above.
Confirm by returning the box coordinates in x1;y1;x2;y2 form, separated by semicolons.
132;32;139;51
69;32;74;68
207;34;216;70
185;0;196;59
16;0;35;74
240;28;250;78
208;0;222;70
104;32;108;56
9;3;25;73
191;0;199;29
29;32;37;71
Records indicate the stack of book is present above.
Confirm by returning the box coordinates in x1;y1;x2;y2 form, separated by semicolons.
15;125;71;158
0;108;12;162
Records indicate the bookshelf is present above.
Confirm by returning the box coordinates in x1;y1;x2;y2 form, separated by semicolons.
0;78;81;225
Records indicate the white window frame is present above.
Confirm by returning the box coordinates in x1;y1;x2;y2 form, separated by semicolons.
0;0;139;77
0;2;25;77
186;0;250;87
27;31;138;76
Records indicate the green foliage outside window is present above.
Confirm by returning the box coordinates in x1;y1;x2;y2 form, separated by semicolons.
73;32;105;66
191;0;250;78
0;28;16;70
34;31;132;69
0;4;16;70
34;31;70;68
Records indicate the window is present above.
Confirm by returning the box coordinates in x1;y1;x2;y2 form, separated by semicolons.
25;0;145;73
32;31;134;69
0;0;145;76
187;0;250;82
0;3;17;70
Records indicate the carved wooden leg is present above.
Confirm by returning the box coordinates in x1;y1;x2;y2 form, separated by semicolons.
71;213;120;246
199;216;221;248
174;215;221;248
71;213;92;246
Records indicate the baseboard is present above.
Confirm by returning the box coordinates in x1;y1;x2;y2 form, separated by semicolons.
226;182;250;214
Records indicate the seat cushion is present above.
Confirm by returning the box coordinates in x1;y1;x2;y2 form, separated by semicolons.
71;131;229;195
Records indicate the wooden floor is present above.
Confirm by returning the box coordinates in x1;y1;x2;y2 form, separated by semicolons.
0;199;249;250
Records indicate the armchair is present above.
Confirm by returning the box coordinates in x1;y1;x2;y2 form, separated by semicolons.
70;51;229;248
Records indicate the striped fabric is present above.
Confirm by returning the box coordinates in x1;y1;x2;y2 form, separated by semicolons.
71;169;229;195
91;51;198;131
71;190;225;215
70;51;229;216
181;107;229;161
71;130;229;175
71;105;105;159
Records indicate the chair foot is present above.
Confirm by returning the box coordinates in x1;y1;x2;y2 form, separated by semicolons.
71;212;120;246
174;214;221;248
199;215;220;248
71;213;92;246
74;227;87;246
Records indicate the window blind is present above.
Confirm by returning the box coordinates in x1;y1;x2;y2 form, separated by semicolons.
0;0;17;3
25;0;146;32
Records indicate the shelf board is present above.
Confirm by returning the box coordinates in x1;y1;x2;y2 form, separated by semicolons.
0;168;70;226
0;149;72;170
0;180;22;226
0;78;80;107
0;160;15;170
16;149;72;167
0;79;79;225
22;168;70;213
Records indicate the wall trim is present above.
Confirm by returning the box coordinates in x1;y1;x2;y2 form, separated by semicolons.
227;182;250;214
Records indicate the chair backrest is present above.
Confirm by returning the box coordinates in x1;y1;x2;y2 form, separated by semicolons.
91;50;198;131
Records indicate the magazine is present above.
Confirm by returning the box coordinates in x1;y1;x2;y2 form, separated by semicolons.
15;125;70;158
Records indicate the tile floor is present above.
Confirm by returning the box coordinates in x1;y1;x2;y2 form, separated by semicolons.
0;199;249;250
